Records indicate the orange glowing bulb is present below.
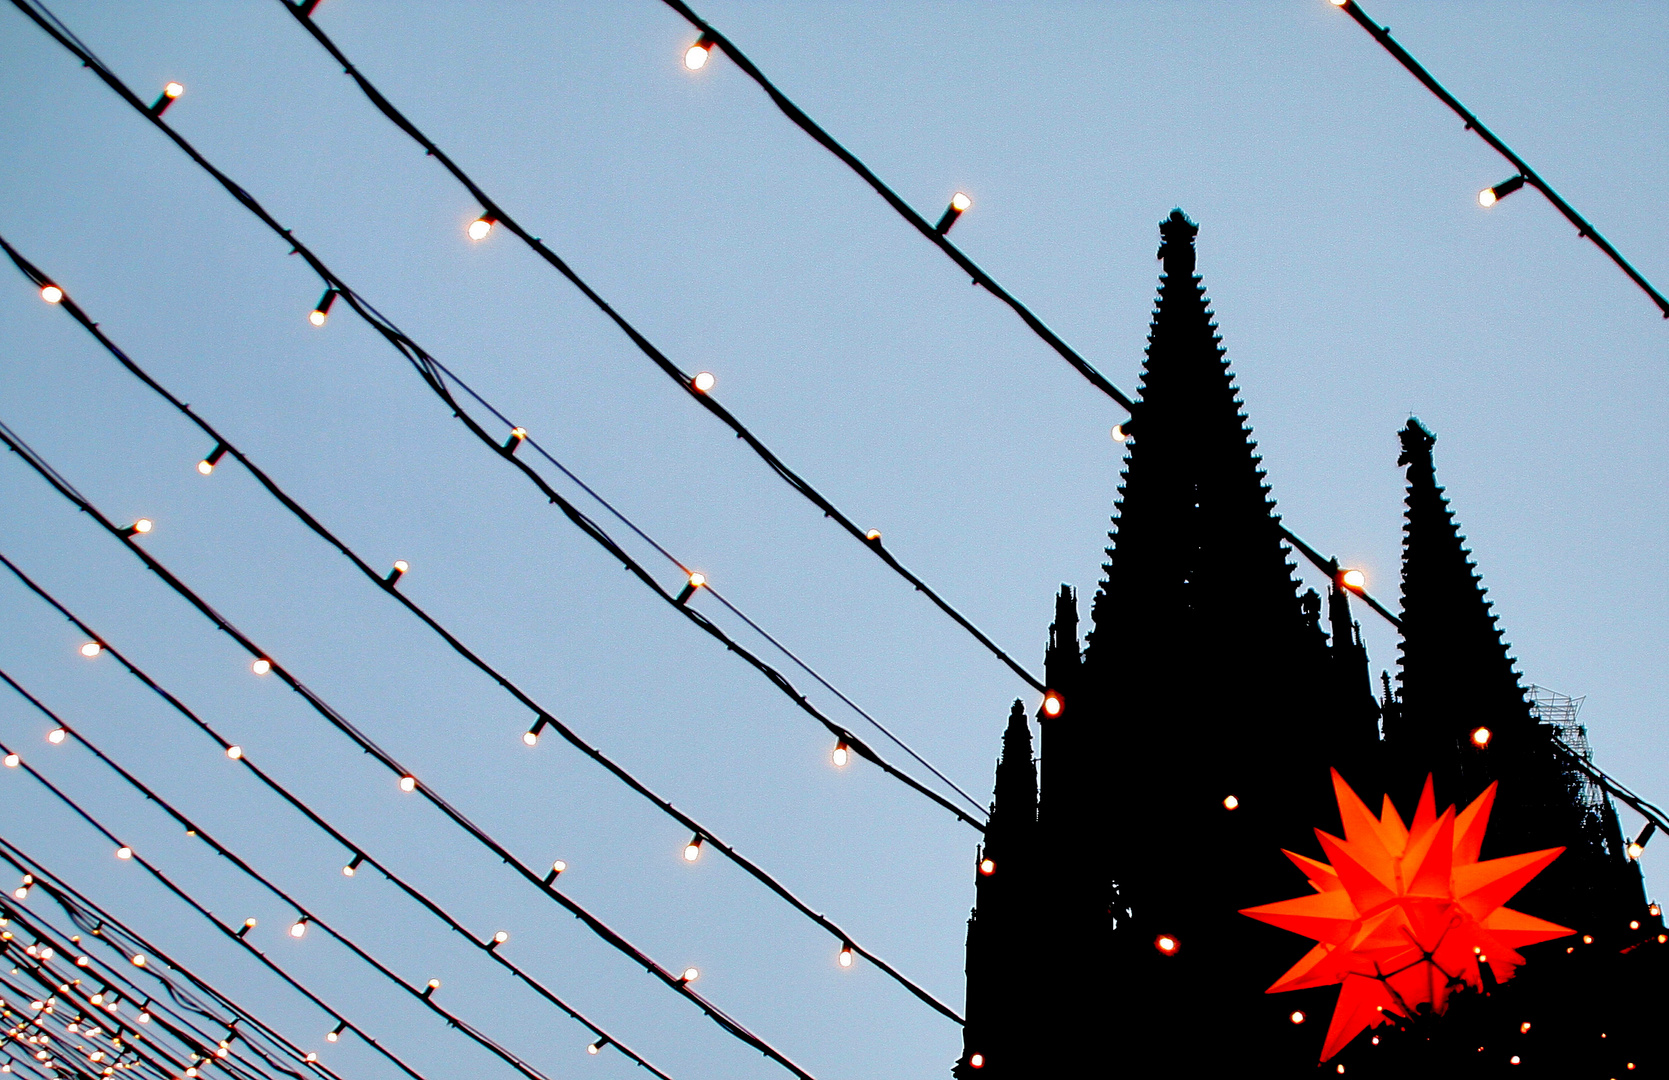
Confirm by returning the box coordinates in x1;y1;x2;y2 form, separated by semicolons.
1154;934;1179;956
398;775;417;792
683;43;710;70
979;857;996;876
1471;726;1492;748
831;741;850;768
1341;568;1366;590
692;371;716;393
40;285;64;304
950;192;972;212
251;659;272;676
467;217;494;241
81;642;102;658
1042;691;1063;718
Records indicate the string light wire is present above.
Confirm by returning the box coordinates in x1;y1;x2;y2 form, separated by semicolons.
654;0;1409;625
0;222;985;837
1332;0;1668;320
0;11;985;827
0;842;394;1080
0;663;675;1078
275;0;1046;694
0;540;961;1026
0;421;818;1080
0;918;305;1080
0;722;585;1080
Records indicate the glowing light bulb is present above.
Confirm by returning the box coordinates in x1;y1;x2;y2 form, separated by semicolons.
1651;903;1662;917
968;1053;985;1069
587;1042;601;1055
683;836;702;862
129;519;153;535
198;460;215;475
1291;1010;1306;1024
308;309;328;327
81;642;102;658
683;41;711;70
467;216;495;241
831;741;850;768
1471;726;1492;748
398;775;416;792
40;285;63;304
1154;933;1179;956
1042;691;1063;718
865;529;881;542
950;192;972;213
978;858;995;876
838;945;853;968
493;931;509;945
3;755;18;769
131;955;145;967
47;730;66;745
1328;0;1348;6
1627;841;1644;859
244;918;258;930
1478;188;1498;208
550;860;567;876
163;83;183;100
325;1033;338;1043
426;979;440;991
225;746;242;760
692;371;716;393
680;967;698;983
1341;568;1367;591
251;659;271;676
289;920;307;939
115;847;132;860
1631;919;1641;930
688;572;706;588
1583;934;1593;944
1223;794;1239;810
1112;423;1130;442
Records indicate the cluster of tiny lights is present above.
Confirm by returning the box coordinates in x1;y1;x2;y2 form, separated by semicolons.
40;285;63;304
692;371;716;393
1471;726;1492;748
1341;568;1367;590
80;642;101;657
251;659;271;676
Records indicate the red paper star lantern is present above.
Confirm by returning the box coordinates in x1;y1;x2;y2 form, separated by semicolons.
1241;769;1571;1061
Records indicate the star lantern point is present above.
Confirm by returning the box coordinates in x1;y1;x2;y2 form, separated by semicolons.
1240;769;1570;1061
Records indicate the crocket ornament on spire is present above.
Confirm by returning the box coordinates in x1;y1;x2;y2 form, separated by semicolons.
1241;769;1571;1061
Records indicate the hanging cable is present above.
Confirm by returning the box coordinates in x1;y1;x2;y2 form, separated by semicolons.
0;230;985;836
0;545;961;1026
1329;0;1667;320
0;723;600;1080
0;842;381;1080
0;12;985;825
273;0;1046;695
0;664;676;1077
0;422;817;1080
654;0;1408;625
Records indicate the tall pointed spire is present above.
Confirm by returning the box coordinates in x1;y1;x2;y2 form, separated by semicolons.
1393;416;1625;927
1068;211;1351;1072
957;701;1036;1078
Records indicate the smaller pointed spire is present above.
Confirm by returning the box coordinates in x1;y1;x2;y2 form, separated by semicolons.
1157;208;1198;279
992;700;1038;831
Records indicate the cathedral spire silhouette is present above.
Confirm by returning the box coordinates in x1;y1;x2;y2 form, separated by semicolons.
1392;416;1636;927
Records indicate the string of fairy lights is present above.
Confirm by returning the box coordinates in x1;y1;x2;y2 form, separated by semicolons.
0;3;1661;1080
0;670;665;1080
0;2;991;834
0;417;819;1080
0;656;674;1079
0;230;973;1020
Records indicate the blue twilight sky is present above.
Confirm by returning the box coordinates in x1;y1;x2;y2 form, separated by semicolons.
1;3;1665;1078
